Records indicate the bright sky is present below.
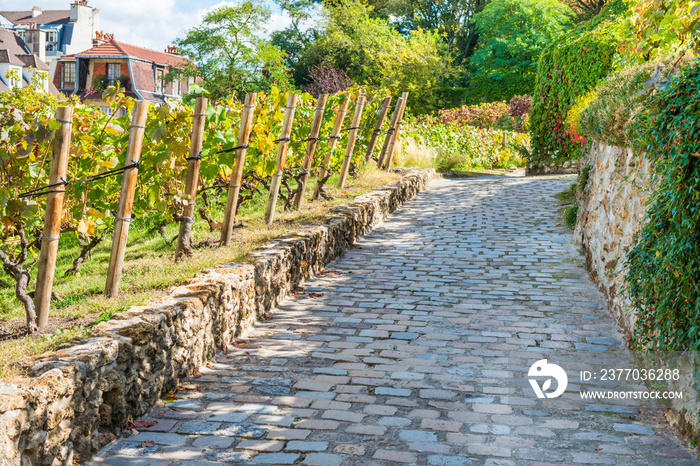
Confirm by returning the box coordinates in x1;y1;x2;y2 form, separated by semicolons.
0;0;303;52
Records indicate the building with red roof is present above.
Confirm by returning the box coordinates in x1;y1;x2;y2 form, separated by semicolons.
54;34;195;114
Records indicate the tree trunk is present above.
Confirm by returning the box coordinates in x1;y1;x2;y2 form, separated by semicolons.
65;229;109;276
0;225;39;333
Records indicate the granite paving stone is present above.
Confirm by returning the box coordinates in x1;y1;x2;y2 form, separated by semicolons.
91;176;697;466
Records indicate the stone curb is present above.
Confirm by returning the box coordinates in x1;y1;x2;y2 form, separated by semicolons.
0;168;437;466
526;159;579;176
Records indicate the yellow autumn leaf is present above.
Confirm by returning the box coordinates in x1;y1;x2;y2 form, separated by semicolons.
86;208;105;219
77;218;88;235
104;126;120;136
77;218;96;236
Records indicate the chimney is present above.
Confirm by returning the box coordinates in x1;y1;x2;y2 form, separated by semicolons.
32;6;42;18
70;1;90;23
93;30;105;45
24;24;46;63
165;45;180;55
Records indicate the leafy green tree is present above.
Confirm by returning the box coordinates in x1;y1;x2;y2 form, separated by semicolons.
377;28;459;113
467;0;573;103
297;0;457;113
176;1;292;99
383;0;485;60
297;0;397;83
270;0;320;71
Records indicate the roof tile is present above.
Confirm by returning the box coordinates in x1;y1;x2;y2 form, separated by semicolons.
75;39;190;68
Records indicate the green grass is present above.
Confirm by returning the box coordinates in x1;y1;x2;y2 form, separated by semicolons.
556;182;579;230
0;167;399;380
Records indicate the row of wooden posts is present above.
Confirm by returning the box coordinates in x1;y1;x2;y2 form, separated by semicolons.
31;91;409;329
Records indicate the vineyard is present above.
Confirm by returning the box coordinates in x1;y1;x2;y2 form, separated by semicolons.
395;97;532;172
0;85;408;338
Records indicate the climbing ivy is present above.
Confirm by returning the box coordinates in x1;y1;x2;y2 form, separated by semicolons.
625;59;700;350
529;0;628;162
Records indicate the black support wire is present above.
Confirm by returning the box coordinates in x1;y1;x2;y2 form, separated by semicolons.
16;160;141;199
18;178;71;199
79;160;141;183
218;144;250;154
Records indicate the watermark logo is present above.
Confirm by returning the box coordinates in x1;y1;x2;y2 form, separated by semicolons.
528;359;568;399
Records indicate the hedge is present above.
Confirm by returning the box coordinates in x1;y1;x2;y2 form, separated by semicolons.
529;0;628;162
625;59;700;350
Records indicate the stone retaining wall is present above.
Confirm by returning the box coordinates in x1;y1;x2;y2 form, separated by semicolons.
573;141;654;334
572;142;700;436
0;169;436;466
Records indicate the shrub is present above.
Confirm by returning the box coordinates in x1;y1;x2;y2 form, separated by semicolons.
564;204;578;229
439;102;509;128
509;95;532;120
398;117;530;171
92;74;109;91
301;62;354;97
625;59;700;350
529;0;628;162
577;60;675;149
438;96;531;133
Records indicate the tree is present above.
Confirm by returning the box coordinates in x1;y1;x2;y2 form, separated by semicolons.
562;0;607;16
377;27;459;113
384;0;485;61
176;1;292;99
296;0;457;113
297;0;398;84
467;0;573;103
270;0;319;71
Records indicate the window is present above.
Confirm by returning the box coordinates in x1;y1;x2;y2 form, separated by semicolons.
175;78;181;96
156;68;165;93
17;30;25;41
62;62;75;87
99;107;114;116
45;30;57;51
7;67;21;89
107;63;120;84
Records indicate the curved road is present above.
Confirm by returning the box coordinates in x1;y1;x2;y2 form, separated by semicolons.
91;175;698;466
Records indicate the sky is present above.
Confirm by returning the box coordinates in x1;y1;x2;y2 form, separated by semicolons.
0;0;302;52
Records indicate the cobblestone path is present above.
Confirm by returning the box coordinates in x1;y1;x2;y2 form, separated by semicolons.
92;176;698;466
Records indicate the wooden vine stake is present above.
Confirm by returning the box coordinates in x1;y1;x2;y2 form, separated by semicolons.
292;93;328;210
35;106;73;330
221;92;257;246
104;101;150;298
377;94;406;168
264;93;299;226
364;96;392;162
337;94;366;189
383;92;409;170
312;96;350;201
175;97;208;261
